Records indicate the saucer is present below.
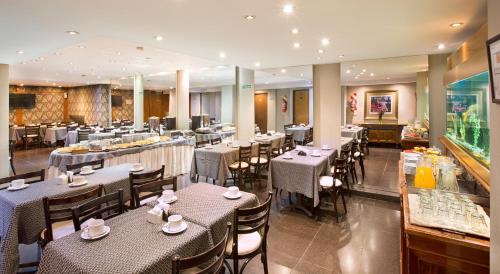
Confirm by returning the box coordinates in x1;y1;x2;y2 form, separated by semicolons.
162;221;188;234
282;155;293;160
130;167;144;172
204;146;213;150
7;184;29;191
81;226;110;240
80;170;95;175
321;147;331;150
69;180;88;187
310;154;322;157
158;196;178;204
223;191;242;200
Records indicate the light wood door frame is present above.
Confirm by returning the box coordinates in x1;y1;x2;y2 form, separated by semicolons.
293;89;309;125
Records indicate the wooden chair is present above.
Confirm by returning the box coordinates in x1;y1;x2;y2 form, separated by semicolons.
77;129;91;143
122;120;133;126
336;153;352;196
173;223;232;274
23;125;41;149
320;158;348;222
211;137;222;145
41;185;103;244
71;189;125;231
282;134;295;152
227;145;252;187
271;137;283;158
66;159;105;175
360;128;369;155
132;177;177;208
225;192;273;274
351;138;365;179
129;165;165;208
250;143;271;183
112;121;122;128
9;140;16;175
103;127;114;133
196;140;209;148
0;169;45;190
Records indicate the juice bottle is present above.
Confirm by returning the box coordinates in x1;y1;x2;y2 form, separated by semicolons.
414;157;436;189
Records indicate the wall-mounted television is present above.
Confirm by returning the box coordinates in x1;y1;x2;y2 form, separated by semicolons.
112;95;123;107
9;93;36;109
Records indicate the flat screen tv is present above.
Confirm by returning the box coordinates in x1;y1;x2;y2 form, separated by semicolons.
9;94;36;109
112;95;123;107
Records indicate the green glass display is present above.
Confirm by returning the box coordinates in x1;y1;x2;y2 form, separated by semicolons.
446;71;490;166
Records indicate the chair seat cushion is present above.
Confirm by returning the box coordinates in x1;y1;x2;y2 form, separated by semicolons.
26;134;39;138
229;161;249;169
320;176;342;188
225;228;262;256
250;157;268;165
354;151;361;157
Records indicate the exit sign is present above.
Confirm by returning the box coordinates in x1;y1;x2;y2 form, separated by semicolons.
241;84;253;89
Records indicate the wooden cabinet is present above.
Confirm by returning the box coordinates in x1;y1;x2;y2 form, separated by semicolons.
362;124;405;146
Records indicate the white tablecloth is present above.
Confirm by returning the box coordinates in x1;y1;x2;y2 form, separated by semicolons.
44;127;68;145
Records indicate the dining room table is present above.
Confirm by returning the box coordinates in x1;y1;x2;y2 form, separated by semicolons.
44;126;68;145
0;164;138;274
341;126;364;139
285;126;311;143
9;125;48;141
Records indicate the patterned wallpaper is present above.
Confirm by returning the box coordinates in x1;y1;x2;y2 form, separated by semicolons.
9;86;65;125
67;84;111;126
112;89;134;121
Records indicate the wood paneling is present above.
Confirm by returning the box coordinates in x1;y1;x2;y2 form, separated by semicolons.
144;91;169;121
362;123;405;145
254;93;268;133
293;89;309;124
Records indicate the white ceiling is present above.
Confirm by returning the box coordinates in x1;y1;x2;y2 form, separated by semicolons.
1;0;486;89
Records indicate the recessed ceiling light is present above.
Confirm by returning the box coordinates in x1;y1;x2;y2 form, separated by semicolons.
318;49;324;54
291;28;299;34
283;4;294;14
215;65;226;69
77;45;86;49
293;42;301;48
244;15;256;20
300;73;304;77
16;50;24;54
321;38;330;46
281;68;287;73
450;22;464;28
154;35;163;41
116;52;121;55
254;62;261;67
386;77;391;80
338;54;344;58
362;69;366;72
122;67;126;71
354;76;359;79
68;62;73;65
66;30;79;35
219;52;226;58
370;73;375;77
346;70;351;74
437;43;445;50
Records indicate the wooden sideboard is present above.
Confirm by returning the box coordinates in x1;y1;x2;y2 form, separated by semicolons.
362;123;405;146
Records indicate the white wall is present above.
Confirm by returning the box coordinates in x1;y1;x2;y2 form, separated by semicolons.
236;67;255;141
190;93;201;116
200;92;221;122
221;85;235;124
428;54;448;149
0;64;9;176
275;88;293;132
346;82;417;125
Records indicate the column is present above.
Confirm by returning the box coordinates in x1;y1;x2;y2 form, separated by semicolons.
0;64;9;177
221;85;236;124
176;70;190;130
168;90;176;117
416;71;428;123
428;54;448;149
133;74;144;130
235;67;255;141
312;63;342;148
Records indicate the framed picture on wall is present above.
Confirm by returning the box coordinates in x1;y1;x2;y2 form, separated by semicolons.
487;33;500;103
364;90;398;121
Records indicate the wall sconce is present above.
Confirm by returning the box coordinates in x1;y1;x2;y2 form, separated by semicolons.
63;92;68;99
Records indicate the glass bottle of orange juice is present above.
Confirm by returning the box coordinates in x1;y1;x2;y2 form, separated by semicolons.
415;156;436;189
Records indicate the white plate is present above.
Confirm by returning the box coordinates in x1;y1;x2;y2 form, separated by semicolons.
158;196;178;204
69;181;88;187
204;146;213;150
81;226;110;240
7;184;29;191
321;147;331;150
130;167;144;172
310;154;322;157
223;191;242;200
79;170;95;175
162;221;188;234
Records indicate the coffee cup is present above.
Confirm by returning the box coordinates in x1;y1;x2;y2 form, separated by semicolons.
81;166;92;173
58;174;68;184
162;189;174;201
87;218;105;237
10;179;25;188
66;171;74;182
168;215;183;231
322;144;329;150
228;186;239;196
72;175;85;184
132;163;142;170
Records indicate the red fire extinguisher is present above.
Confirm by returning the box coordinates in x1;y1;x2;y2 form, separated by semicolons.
282;96;287;112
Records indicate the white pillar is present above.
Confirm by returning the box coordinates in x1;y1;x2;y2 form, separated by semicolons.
416;71;428;123
176;70;190;130
0;64;9;176
428;54;448;149
169;91;176;117
221;85;236;124
235;67;255;141
313;63;342;149
133;74;144;130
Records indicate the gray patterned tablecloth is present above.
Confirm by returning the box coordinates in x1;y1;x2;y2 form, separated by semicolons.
341;127;363;139
267;147;337;207
0;164;133;274
44;127;68;145
37;207;211;274
169;183;259;244
195;130;235;143
285;127;311;142
9;126;47;141
254;134;285;150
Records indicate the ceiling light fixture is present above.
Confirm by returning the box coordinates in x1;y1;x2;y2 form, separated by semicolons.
293;42;301;48
321;38;330;46
450;22;464;28
318;49;324;54
346;70;351;74
77;45;86;49
219;52;226;59
354;76;359;79
154;35;163;41
281;68;287;73
362;69;366;72
386;77;391;80
291;28;299;34
338;54;344;58
283;4;294;14
244;15;256;20
215;65;226;69
437;43;445;50
16;50;24;54
254;62;261;67
370;73;375;77
300;73;304;77
66;30;79;35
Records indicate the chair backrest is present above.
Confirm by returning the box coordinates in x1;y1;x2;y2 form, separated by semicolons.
129;165;165;208
333;158;348;178
24;125;40;136
211;137;222;145
0;169;45;189
9;140;15;158
103;127;114;132
66;159;105;174
172;223;232;274
257;142;271;163
71;189;125;231
238;145;252;166
122;120;133;126
231;192;273;257
46;123;55;128
132;177;177;208
283;134;295;152
196;140;209;148
112;122;121;128
77;129;91;142
42;185;102;242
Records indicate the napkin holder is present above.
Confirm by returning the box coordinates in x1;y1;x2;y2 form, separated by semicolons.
147;206;163;224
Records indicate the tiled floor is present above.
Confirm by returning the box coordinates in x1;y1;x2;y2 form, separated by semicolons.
13;146;401;274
